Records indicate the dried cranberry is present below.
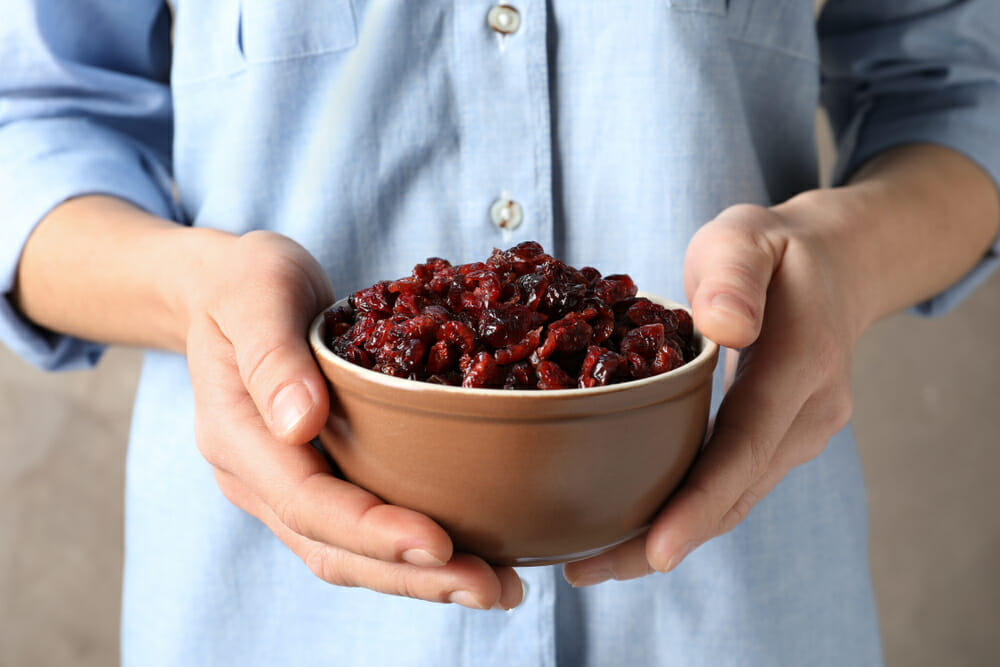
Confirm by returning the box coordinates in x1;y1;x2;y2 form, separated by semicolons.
462;351;504;388
536;315;593;359
437;321;477;354
351;281;394;314
478;303;533;348
651;343;685;374
516;272;550;311
361;318;394;354
387;275;424;296
535;360;574;390
504;241;547;275
503;361;536;389
591;274;637;305
620;323;665;360
393;293;426;318
578;346;626;388
323;304;354;337
495;327;542;365
413;257;452;283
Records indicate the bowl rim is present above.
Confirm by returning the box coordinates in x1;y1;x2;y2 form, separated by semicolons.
309;291;719;400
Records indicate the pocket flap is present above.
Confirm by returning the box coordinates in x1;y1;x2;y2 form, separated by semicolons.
240;0;357;63
667;0;727;15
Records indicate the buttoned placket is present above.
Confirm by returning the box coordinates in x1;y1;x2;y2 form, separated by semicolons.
451;4;558;666
452;1;554;260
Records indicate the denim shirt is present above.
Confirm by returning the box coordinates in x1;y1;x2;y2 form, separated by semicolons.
2;1;999;665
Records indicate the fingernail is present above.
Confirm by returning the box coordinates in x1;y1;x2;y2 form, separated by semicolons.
271;382;313;435
494;577;530;611
402;548;445;567
569;568;614;588
449;590;487;610
711;293;755;325
663;541;698;573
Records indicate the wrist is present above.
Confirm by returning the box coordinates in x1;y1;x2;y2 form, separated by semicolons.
165;225;239;350
770;186;882;339
14;195;241;353
773;145;1000;339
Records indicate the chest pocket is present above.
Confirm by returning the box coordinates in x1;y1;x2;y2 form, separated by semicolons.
666;0;726;15
727;0;818;62
240;0;358;63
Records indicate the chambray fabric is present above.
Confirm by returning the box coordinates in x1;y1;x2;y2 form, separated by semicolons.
3;1;1000;665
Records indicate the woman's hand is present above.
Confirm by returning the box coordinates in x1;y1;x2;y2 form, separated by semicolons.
564;197;872;585
184;230;524;610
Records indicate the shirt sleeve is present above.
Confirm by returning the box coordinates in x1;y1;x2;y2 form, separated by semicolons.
819;0;1000;316
0;0;178;370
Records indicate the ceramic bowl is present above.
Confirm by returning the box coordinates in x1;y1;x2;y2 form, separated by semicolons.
308;294;718;566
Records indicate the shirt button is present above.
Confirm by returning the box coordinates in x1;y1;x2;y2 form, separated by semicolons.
487;5;521;35
490;197;523;231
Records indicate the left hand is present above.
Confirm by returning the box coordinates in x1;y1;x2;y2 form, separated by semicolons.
564;198;866;586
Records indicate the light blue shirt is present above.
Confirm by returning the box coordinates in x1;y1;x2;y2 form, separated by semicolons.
3;1;999;665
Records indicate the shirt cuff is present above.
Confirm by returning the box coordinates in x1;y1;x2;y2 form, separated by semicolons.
833;84;1000;317
0;118;178;370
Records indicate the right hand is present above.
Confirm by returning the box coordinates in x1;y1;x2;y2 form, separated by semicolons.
184;230;524;610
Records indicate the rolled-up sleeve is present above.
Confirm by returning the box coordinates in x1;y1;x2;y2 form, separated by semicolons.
819;0;1000;316
0;0;177;370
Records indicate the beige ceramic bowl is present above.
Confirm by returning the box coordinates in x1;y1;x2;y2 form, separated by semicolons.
309;294;718;566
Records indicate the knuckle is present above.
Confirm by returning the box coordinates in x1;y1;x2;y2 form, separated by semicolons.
746;433;772;481
783;437;827;468
194;423;228;470
352;499;388;559
239;339;290;396
303;544;360;588
814;385;853;438
677;476;730;539
717;420;773;482
828;389;854;434
718;488;759;535
275;487;305;537
679;475;717;512
720;203;771;228
809;335;843;379
394;569;427;602
239;229;285;247
304;544;345;586
719;205;784;252
213;472;246;508
802;438;828;463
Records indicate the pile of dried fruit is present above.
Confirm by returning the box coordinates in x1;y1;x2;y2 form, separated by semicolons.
323;242;696;389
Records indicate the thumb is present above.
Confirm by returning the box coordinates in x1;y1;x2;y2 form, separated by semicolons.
214;239;335;445
683;204;784;349
242;333;331;445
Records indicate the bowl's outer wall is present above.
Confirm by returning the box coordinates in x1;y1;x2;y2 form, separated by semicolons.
320;379;711;564
312;295;718;565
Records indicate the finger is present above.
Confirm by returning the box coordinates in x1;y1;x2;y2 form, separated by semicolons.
226;472;520;609
214;233;335;444
648;378;851;572
494;566;527;610
562;533;652;587
209;422;454;564
642;313;817;572
714;372;852;536
191;320;453;565
683;205;785;349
